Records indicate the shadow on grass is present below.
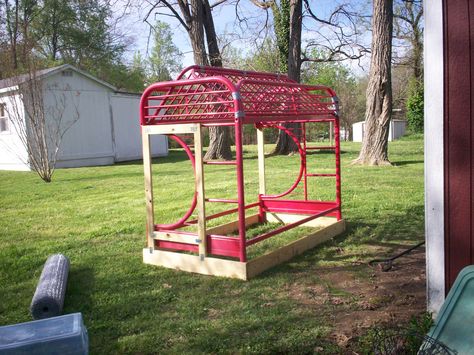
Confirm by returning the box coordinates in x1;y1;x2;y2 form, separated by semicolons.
64;266;95;315
254;204;425;279
391;160;424;166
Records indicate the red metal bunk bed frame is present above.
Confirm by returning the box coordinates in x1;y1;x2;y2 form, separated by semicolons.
140;65;345;279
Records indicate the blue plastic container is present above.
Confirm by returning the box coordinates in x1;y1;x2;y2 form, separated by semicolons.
0;313;88;355
425;265;474;354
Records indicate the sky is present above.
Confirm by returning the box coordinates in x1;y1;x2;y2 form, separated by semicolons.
114;0;373;76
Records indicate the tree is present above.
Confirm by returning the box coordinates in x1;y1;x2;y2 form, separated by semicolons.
3;66;79;182
127;52;147;92
302;58;366;140
0;0;129;88
393;0;423;82
353;0;393;166
270;0;302;155
147;0;232;160
406;80;423;133
148;21;182;84
250;0;303;155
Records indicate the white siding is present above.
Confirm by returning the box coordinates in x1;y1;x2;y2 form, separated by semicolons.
352;121;364;142
352;120;407;142
42;73;115;168
0;93;29;171
0;67;168;171
110;93;168;162
390;120;407;140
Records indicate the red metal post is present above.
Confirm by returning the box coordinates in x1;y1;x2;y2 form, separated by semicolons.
334;118;342;220
302;122;308;200
234;117;247;262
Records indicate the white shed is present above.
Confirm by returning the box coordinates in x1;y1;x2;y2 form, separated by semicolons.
352;119;407;142
0;65;167;171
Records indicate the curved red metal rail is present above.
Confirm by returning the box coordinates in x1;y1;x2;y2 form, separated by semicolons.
257;123;306;200
154;134;198;230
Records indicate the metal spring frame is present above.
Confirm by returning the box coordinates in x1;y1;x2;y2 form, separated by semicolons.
140;66;342;263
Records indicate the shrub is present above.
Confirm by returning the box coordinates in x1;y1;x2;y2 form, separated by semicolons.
406;81;424;133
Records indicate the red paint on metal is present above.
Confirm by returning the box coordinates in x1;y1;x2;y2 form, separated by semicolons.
261;199;339;216
234;116;247;262
205;198;239;204
246;207;338;246
155;235;240;258
258;123;305;200
141;66;342;263
155;134;197;230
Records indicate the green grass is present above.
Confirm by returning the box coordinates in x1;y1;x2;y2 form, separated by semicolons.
0;136;424;354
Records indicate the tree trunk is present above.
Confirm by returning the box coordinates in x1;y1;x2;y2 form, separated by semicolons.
188;0;208;66
287;0;302;82
202;0;232;160
353;0;393;166
272;0;302;155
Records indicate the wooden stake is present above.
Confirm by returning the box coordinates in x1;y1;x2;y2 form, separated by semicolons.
194;124;207;258
142;129;154;248
257;128;266;195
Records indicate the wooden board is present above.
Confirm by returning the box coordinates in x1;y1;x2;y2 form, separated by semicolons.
246;219;345;279
142;130;154;248
143;219;345;280
143;248;247;279
142;123;199;135
266;213;337;228
193;125;207;257
153;231;199;244
206;214;260;235
257;128;266;195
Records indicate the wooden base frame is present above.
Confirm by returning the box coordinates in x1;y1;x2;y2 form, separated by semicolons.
143;217;345;280
142;121;344;279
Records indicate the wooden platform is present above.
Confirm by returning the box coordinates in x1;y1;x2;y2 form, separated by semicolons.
143;218;345;280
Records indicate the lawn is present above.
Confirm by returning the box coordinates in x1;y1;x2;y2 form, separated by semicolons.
0;135;425;353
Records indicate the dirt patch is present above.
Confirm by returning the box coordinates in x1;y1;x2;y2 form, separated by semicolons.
287;246;426;351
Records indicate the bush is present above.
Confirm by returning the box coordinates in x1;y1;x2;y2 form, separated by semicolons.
406;81;424;133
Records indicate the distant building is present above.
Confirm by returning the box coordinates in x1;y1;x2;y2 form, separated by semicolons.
0;64;167;171
352;119;407;142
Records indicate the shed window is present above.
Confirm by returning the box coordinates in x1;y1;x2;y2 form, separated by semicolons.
0;104;9;133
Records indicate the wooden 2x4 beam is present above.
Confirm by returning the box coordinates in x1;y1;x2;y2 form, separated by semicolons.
143;219;345;280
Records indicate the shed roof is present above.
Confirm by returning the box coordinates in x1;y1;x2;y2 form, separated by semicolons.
0;64;117;91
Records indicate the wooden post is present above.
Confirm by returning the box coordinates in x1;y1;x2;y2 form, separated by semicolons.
257;128;266;195
142;128;154;248
194;124;207;259
329;121;334;145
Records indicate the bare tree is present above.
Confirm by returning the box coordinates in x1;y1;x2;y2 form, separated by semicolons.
353;0;393;166
393;0;423;82
145;0;232;160
270;0;303;155
249;0;370;154
302;0;371;64
3;69;79;181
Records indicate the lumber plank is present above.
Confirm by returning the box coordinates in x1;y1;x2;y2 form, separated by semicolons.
194;125;207;257
142;130;155;248
143;123;199;135
266;213;337;228
143;248;247;279
206;214;260;235
257;128;266;195
246;219;345;279
153;231;199;245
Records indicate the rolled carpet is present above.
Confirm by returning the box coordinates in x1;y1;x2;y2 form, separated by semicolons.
30;254;70;320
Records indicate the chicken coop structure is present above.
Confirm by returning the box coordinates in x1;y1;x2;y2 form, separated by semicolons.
140;66;345;279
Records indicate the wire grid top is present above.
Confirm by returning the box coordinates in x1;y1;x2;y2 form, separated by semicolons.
140;66;339;126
